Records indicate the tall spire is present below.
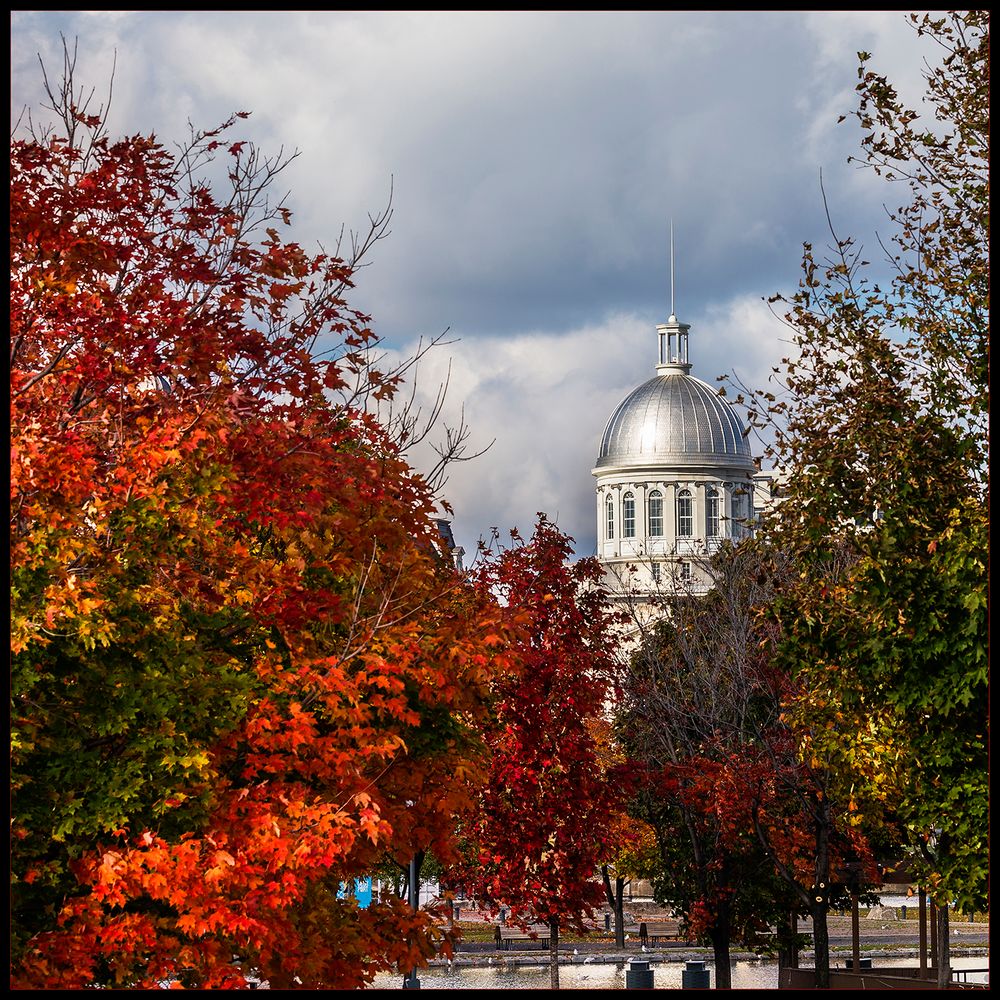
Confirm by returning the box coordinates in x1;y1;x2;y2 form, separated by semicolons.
656;222;691;373
670;218;675;318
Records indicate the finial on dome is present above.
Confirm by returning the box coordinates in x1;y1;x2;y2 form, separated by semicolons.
656;311;691;373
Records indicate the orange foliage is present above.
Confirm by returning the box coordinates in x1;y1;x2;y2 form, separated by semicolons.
11;106;504;987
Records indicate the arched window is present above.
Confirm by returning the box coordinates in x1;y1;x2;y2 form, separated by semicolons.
648;490;663;536
676;489;693;537
706;487;720;538
732;489;747;539
623;492;636;538
606;496;614;540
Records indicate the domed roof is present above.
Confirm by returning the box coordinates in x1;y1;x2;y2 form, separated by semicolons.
595;371;754;472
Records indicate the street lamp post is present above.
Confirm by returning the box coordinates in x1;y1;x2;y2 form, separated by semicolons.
403;802;420;990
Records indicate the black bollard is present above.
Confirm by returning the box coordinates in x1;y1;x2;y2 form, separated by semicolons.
681;960;710;989
625;959;654;989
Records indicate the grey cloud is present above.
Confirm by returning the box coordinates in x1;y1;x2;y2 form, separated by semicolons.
12;10;928;555
394;295;786;557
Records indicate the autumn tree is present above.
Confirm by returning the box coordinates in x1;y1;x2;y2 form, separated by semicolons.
598;817;658;950
456;517;622;990
588;717;658;949
618;542;839;988
741;8;987;914
11;55;503;988
725;12;989;986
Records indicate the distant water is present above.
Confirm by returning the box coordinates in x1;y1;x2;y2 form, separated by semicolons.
873;894;928;909
375;960;777;990
372;955;988;990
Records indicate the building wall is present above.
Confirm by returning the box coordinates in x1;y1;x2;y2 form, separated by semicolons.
593;460;767;596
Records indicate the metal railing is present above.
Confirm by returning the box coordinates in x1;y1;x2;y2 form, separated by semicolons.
951;968;989;985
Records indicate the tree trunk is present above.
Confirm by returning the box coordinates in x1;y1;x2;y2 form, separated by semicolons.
930;898;938;971
600;865;627;948
549;916;560;990
811;800;831;988
811;900;831;989
709;925;733;990
936;901;950;989
777;910;800;971
614;880;625;949
919;889;928;978
850;892;860;972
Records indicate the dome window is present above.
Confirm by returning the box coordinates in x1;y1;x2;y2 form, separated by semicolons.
623;492;636;538
676;489;693;538
648;490;663;537
732;489;748;539
706;487;720;538
606;496;615;540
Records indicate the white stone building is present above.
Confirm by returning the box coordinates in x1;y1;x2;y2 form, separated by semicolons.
592;309;777;603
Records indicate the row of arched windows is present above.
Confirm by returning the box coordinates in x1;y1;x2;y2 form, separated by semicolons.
605;487;745;540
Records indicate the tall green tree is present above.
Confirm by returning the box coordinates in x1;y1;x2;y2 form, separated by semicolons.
747;11;988;920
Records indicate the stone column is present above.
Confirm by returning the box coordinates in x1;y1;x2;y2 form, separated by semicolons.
663;481;677;550
693;482;706;549
596;487;605;556
639;486;648;553
610;483;622;556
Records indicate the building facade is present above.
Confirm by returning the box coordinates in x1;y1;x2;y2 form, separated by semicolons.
592;310;775;601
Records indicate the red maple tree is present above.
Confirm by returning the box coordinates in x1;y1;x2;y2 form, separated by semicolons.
458;517;623;989
11;74;505;988
618;542;878;989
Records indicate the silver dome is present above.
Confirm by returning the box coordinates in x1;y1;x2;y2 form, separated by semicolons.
595;372;754;471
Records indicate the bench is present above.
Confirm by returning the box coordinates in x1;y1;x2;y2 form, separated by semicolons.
495;924;551;950
639;920;681;946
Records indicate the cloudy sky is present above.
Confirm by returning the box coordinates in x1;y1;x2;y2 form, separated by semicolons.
11;11;937;557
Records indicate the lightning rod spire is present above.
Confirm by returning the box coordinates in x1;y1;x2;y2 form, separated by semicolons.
670;219;675;318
